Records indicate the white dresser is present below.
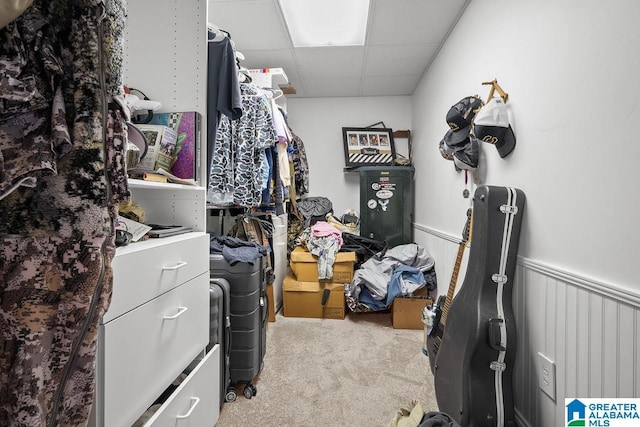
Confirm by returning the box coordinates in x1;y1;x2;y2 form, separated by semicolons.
90;180;219;427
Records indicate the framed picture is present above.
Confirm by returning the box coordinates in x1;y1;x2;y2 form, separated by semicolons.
342;127;396;167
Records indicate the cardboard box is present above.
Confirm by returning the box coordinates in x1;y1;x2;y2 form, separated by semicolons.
267;283;275;323
392;296;433;330
283;272;345;319
289;247;356;283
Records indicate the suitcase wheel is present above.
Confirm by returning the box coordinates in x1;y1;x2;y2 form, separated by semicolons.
243;383;257;399
225;388;237;403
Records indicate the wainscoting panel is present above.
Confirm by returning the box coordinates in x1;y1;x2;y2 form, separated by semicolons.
414;224;640;427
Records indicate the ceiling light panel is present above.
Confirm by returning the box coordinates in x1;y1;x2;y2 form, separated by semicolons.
278;0;370;47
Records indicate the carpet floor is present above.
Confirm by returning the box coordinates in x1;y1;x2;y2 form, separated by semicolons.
215;310;438;427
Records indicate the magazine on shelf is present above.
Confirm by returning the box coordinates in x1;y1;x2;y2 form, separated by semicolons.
115;215;152;242
134;124;178;173
145;111;201;181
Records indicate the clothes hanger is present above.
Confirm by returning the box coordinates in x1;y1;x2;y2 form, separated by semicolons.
227;38;246;69
261;88;283;99
482;79;509;103
207;23;226;42
238;67;252;83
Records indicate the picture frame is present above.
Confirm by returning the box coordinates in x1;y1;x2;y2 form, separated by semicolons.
342;127;396;168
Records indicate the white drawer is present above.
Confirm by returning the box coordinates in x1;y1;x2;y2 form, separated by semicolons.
144;345;220;427
106;232;209;322
100;274;209;427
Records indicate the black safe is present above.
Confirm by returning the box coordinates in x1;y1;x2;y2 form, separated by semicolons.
358;166;414;248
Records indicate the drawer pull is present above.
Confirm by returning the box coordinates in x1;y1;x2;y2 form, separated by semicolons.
163;306;188;320
162;261;188;271
176;396;200;419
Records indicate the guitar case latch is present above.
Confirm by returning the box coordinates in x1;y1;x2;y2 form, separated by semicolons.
500;204;518;214
490;361;506;371
491;274;508;285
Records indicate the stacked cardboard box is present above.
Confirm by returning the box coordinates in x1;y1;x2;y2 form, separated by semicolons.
283;247;356;319
392;294;433;330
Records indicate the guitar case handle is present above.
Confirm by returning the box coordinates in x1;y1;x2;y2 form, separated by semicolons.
488;318;506;351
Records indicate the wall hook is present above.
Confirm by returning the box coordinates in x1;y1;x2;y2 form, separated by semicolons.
482;79;509;103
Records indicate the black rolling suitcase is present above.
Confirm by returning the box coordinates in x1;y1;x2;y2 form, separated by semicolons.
210;253;267;400
208;278;235;404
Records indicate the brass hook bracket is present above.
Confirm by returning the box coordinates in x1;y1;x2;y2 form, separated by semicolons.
482;79;509;103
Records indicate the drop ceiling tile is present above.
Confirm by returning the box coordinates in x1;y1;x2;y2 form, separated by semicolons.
294;47;365;78
364;43;438;77
368;0;468;46
208;0;291;50
360;75;419;96
302;77;362;97
206;0;469;98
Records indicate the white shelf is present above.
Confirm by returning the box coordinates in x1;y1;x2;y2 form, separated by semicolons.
115;231;208;257
127;180;206;232
248;67;289;89
128;178;202;192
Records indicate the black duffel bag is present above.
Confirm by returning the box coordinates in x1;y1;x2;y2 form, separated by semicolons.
340;232;387;269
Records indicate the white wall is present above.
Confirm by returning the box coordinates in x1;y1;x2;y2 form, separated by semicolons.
286;96;412;216
412;0;640;288
411;0;640;425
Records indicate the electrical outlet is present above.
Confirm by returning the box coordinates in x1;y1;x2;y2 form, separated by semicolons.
538;352;556;401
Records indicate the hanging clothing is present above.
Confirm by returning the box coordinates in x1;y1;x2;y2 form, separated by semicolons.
0;1;128;426
206;33;242;188
269;98;291;188
289;130;310;197
269;143;286;215
256;97;287;213
208;82;277;207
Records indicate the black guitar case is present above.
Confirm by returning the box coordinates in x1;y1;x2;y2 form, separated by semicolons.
433;185;525;427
